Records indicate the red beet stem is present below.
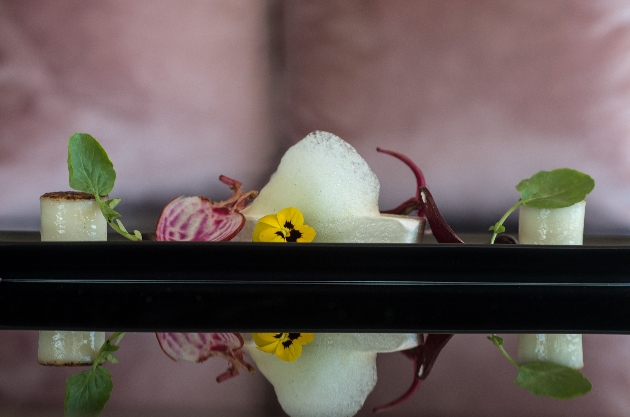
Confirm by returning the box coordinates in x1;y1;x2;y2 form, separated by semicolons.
379;197;420;216
373;379;423;413
374;334;453;413
418;187;464;244
418;334;454;380
376;147;427;194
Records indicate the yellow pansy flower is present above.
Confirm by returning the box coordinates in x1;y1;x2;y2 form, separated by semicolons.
253;333;315;362
253;207;316;243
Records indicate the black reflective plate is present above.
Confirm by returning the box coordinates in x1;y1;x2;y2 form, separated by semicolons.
1;233;630;333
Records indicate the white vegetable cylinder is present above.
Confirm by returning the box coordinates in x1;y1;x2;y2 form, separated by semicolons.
518;201;585;245
40;192;107;241
39;192;106;365
517;201;585;369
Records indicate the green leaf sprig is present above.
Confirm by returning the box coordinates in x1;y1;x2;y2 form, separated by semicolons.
487;334;591;399
64;332;125;417
489;168;594;243
68;133;142;241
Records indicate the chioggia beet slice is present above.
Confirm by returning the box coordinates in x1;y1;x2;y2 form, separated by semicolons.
156;332;254;382
156;175;257;242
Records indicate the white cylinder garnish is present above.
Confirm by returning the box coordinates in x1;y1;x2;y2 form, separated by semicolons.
39;192;106;365
40;192;107;241
518;201;585;245
517;201;585;369
38;331;106;366
517;333;583;369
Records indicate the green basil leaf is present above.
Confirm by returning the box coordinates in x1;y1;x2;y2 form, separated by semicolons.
68;133;116;197
64;367;113;417
516;168;594;209
514;362;592;399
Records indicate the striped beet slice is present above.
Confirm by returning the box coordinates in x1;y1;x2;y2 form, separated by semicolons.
156;332;255;382
156;196;245;241
155;175;257;242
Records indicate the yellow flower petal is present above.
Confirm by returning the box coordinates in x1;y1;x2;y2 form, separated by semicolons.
253;333;282;353
258;227;287;243
294;225;316;243
257;341;280;353
252;222;276;242
275;339;303;362
257;213;283;228
277;207;305;228
254;333;283;343
293;333;315;345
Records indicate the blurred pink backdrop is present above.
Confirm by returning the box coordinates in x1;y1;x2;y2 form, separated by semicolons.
3;1;630;416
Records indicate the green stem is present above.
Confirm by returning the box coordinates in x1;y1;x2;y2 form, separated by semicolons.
490;334;520;369
490;200;524;244
92;332;126;371
107;219;139;241
94;196;141;241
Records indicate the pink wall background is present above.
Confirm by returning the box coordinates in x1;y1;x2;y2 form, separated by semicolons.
3;1;630;416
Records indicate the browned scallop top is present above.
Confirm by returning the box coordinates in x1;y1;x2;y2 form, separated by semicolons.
40;191;95;201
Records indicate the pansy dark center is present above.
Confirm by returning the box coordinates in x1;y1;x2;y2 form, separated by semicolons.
286;229;303;242
271;221;303;242
253;331;314;361
281;333;302;349
282;340;293;348
253;207;315;244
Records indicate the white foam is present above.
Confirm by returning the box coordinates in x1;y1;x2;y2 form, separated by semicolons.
244;131;382;241
238;131;424;243
330;333;420;352
244;335;378;417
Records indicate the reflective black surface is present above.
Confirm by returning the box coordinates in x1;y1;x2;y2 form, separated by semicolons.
1;233;630;333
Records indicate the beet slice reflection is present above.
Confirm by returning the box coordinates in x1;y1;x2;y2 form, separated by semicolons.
156;332;254;382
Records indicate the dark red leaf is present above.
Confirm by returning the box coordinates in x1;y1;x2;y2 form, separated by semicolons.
374;334;454;413
418;187;464;244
